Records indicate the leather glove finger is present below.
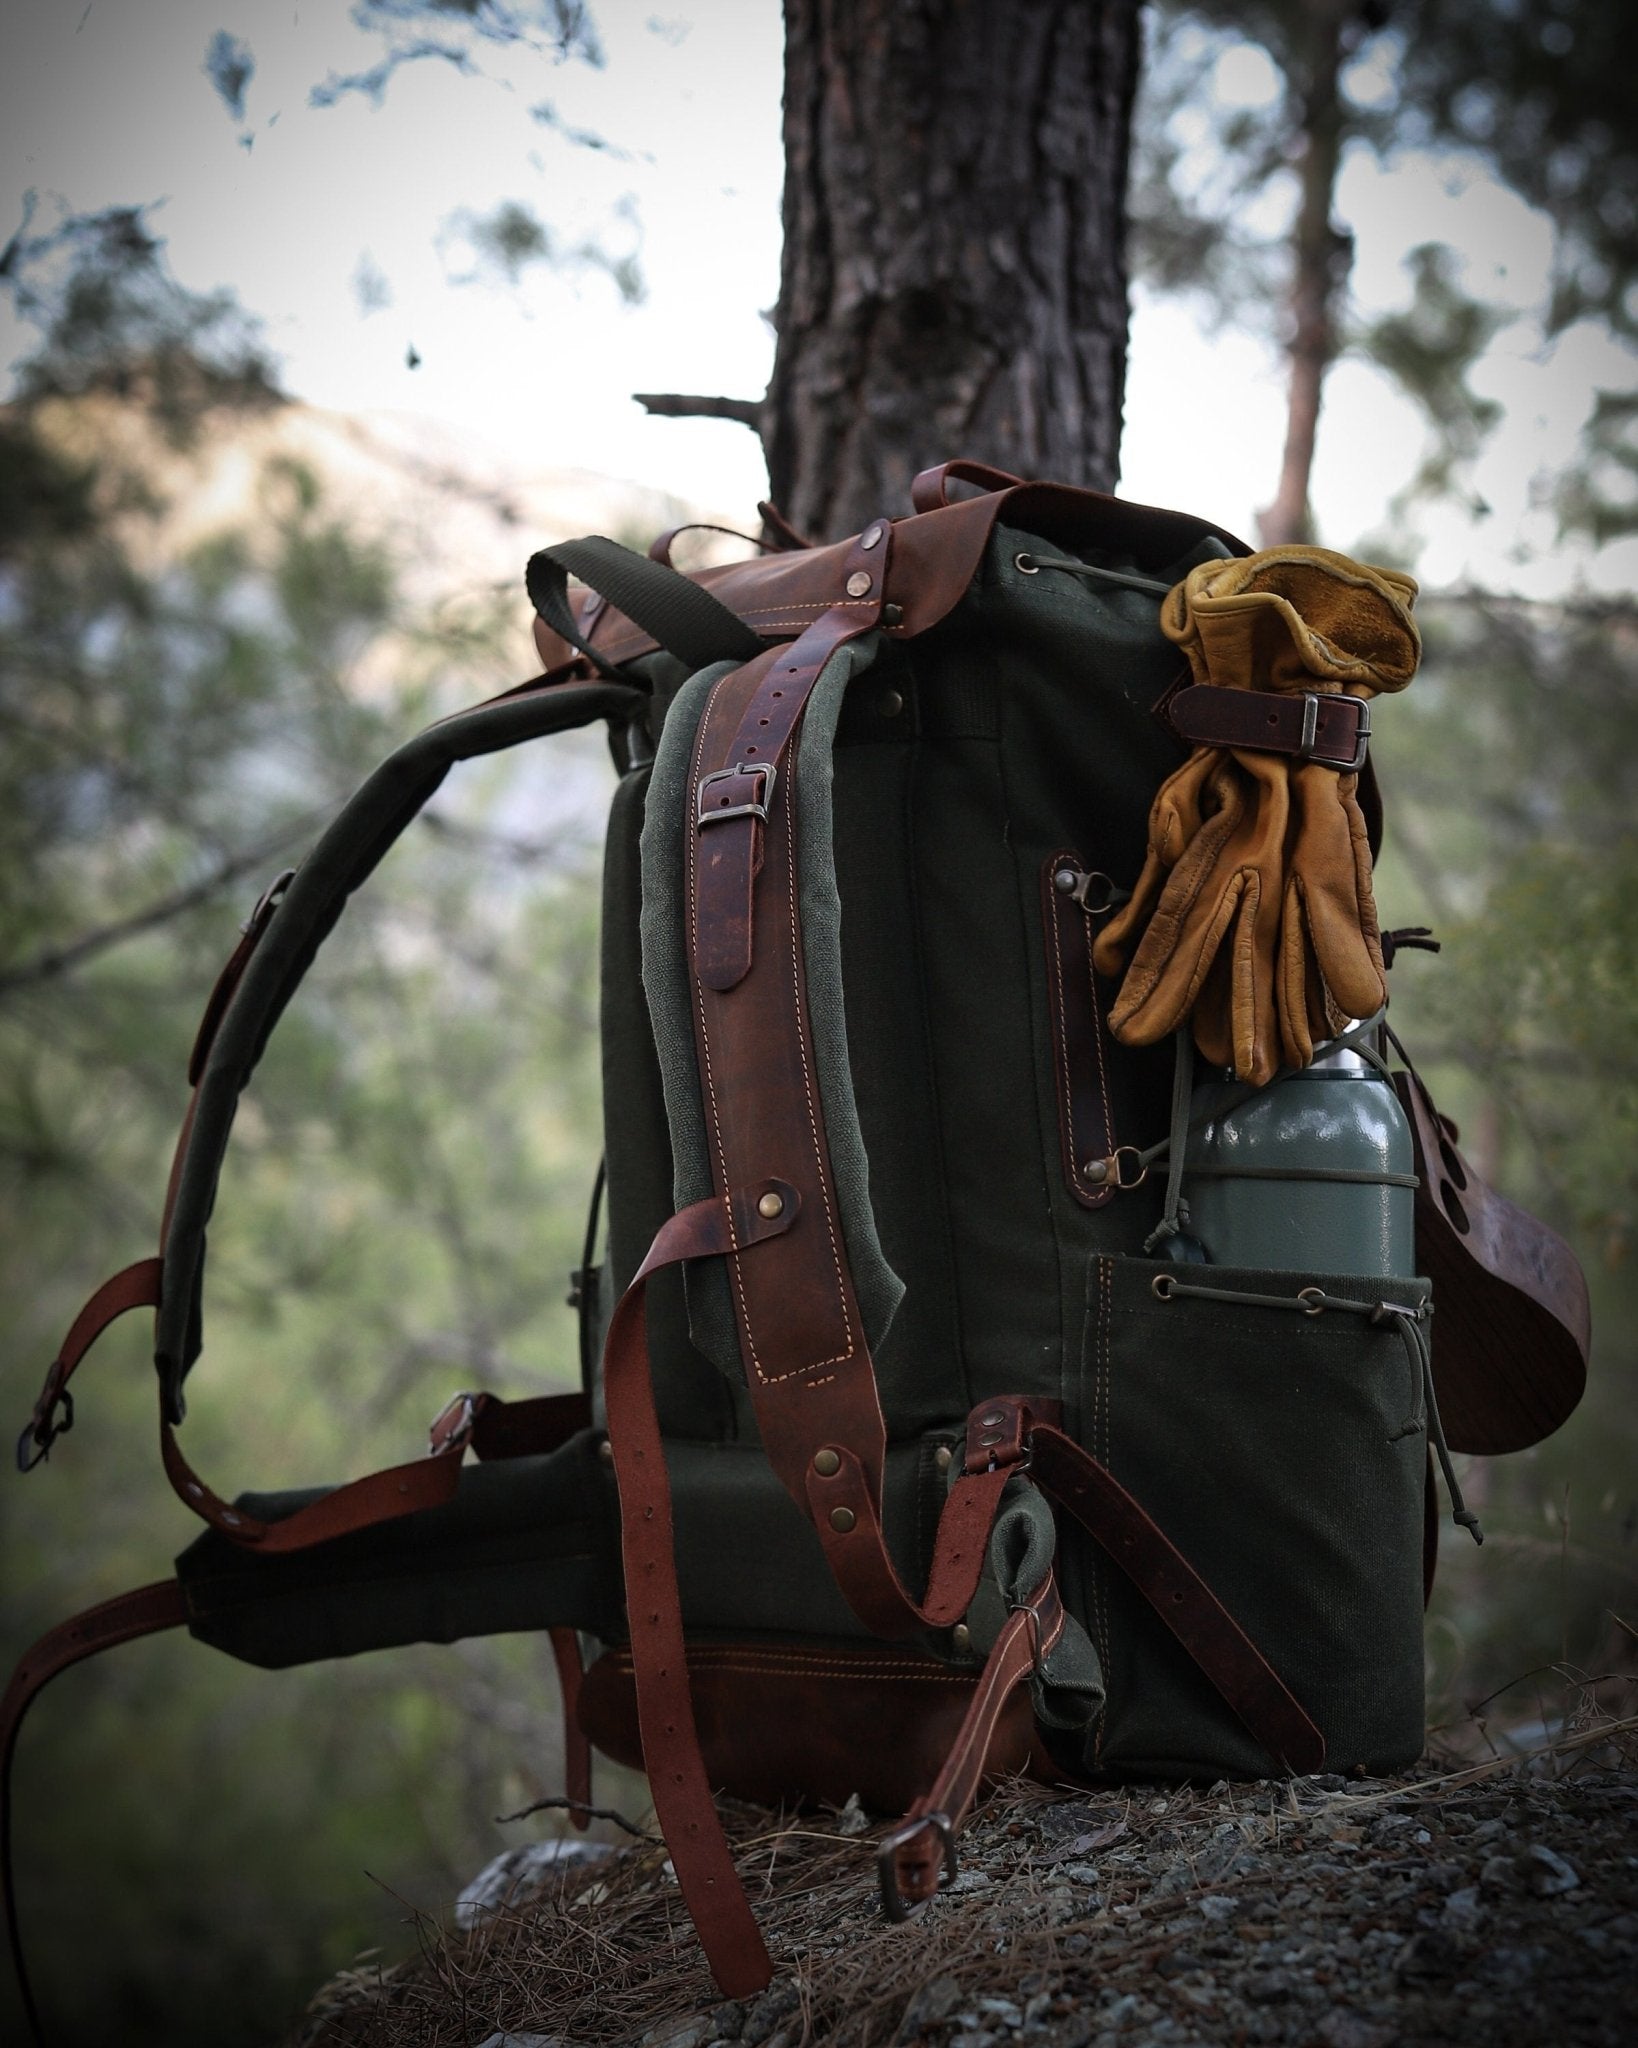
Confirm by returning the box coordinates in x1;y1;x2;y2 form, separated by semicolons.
1093;748;1220;979
1277;764;1386;1064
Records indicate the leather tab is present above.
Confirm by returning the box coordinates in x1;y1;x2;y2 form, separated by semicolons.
910;459;1028;513
1041;853;1118;1210
1169;684;1370;771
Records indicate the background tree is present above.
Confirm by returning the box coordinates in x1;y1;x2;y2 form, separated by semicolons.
638;0;1144;540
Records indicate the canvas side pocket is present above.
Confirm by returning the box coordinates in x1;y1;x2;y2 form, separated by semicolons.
1073;1254;1429;1779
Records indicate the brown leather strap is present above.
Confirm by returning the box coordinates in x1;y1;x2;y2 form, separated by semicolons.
547;1627;592;1830
909;459;1028;513
1168;683;1370;770
1028;1420;1326;1772
1041;852;1118;1210
2;1579;191;2044
879;1568;1064;1917
602;1182;801;1999
21;1261;591;1550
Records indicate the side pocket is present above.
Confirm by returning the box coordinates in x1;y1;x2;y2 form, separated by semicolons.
1075;1255;1430;1779
1041;852;1119;1208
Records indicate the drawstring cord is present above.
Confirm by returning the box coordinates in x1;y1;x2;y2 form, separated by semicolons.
1150;1272;1483;1545
1143;1026;1196;1253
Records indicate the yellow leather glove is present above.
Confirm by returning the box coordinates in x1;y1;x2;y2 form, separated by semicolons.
1094;547;1419;1085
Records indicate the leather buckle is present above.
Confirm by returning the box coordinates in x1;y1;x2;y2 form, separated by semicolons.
16;1363;73;1473
877;1810;957;1922
696;761;776;828
427;1391;479;1457
1294;692;1370;772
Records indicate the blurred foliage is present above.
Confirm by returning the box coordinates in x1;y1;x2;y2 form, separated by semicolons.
1372;590;1638;1738
0;227;612;2047
1134;0;1638;537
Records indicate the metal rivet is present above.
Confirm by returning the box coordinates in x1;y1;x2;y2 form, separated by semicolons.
861;522;885;551
846;570;873;598
813;1447;841;1477
979;1429;1001;1447
757;1190;784;1219
877;688;904;718
1053;867;1078;893
1083;1157;1110;1184
221;1511;241;1527
882;602;905;627
952;1623;973;1653
980;1411;1003;1428
829;1505;856;1534
933;1444;954;1474
598;1438;615;1465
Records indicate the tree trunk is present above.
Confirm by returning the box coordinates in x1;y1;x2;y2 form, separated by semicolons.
1258;0;1354;548
763;0;1143;541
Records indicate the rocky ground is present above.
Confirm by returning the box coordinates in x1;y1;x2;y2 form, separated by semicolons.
291;1717;1637;2048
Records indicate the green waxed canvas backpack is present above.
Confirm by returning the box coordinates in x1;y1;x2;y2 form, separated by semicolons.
4;461;1591;2021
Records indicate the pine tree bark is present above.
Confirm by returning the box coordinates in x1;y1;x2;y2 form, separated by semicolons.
762;0;1143;541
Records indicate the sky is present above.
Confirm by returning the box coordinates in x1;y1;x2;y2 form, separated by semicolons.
2;0;1632;601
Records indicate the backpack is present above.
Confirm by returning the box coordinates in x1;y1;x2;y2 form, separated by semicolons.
3;460;1591;2023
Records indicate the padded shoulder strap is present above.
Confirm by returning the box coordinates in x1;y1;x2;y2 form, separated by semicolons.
527;536;763;675
159;679;640;1417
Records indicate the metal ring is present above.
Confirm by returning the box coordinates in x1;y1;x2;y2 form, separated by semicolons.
1151;1273;1176;1302
1112;1146;1148;1191
1015;552;1040;575
1297;1286;1327;1317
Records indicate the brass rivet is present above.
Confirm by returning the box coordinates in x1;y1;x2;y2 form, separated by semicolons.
846;570;873;598
813;1448;841;1477
757;1190;784;1219
598;1438;615;1466
933;1444;954;1473
861;522;885;551
877;688;904;718
952;1623;972;1653
829;1505;857;1534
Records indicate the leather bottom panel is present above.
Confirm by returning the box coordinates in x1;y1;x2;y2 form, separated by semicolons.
579;1640;1048;1812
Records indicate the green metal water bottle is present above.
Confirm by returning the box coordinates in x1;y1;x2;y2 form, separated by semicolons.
1183;1038;1416;1278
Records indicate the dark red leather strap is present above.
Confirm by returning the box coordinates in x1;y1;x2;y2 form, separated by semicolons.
880;1568;1064;1916
1168;683;1370;771
2;1579;191;2044
22;1261;590;1551
909;459;1028;513
547;1627;592;1830
602;1181;802;1999
1028;1421;1325;1772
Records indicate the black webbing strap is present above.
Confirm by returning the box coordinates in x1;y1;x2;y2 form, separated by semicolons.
526;535;763;676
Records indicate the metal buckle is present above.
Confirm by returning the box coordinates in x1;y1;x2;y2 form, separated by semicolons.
427;1391;479;1457
877;1810;957;1922
241;868;297;938
16;1368;73;1474
696;762;776;828
1294;693;1370;772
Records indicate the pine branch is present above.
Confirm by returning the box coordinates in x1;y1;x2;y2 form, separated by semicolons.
631;391;762;429
0;822;316;997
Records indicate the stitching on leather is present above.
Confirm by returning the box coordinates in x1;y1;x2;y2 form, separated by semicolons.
612;1654;974;1684
1093;1255;1112;1757
1045;853;1078;1194
687;687;756;1376
770;741;857;1381
687;670;854;1385
1082;879;1116;1172
739;599;875;623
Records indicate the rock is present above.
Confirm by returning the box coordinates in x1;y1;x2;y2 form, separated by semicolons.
900;1975;964;2032
1197;1894;1238;1923
642;2023;710;2048
1314;2014;1394;2048
741;1981;801;2047
706;2003;745;2041
1443;1884;1484;1926
1528;1843;1581;1895
977;1996;1023;2026
455;1839;612;1928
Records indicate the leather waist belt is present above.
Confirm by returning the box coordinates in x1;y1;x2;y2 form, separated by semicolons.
1169;684;1370;770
